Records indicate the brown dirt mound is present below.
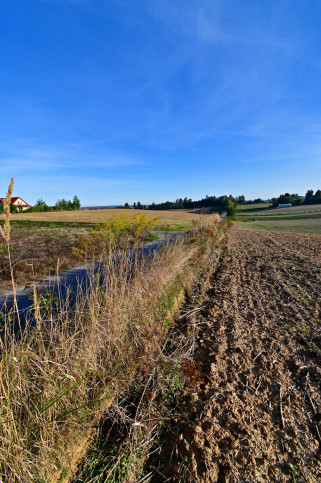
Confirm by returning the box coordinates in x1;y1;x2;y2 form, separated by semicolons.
156;228;321;482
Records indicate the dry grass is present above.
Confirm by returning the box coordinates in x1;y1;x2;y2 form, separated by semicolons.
0;187;224;482
0;243;193;481
9;208;208;228
0;225;85;293
0;213;159;293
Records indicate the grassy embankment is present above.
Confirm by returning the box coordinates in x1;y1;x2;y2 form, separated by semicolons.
0;184;227;482
237;203;321;234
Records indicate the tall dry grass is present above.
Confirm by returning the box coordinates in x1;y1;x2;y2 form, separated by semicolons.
0;181;224;482
0;177;21;333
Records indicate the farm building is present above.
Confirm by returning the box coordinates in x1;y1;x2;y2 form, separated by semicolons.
278;203;292;208
0;197;31;212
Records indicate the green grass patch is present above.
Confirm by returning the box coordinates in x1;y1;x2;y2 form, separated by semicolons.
144;233;160;242
157;224;192;231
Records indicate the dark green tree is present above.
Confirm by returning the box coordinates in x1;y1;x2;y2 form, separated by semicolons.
72;195;81;210
55;198;68;211
55;196;80;211
36;198;47;207
305;190;314;203
278;193;294;204
225;199;237;219
30;198;47;212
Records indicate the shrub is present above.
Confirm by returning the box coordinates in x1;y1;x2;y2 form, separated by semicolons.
72;213;159;261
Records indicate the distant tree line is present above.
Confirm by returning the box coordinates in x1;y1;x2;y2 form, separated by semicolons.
25;196;81;212
271;193;300;208
272;189;321;208
54;196;81;211
127;194;238;218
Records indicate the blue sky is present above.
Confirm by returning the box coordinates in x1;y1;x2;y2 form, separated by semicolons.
1;0;321;206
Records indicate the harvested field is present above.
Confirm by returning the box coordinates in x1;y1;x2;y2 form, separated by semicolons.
238;204;321;217
9;208;203;228
156;228;321;482
237;203;272;211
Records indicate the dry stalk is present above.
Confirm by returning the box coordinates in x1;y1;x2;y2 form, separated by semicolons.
278;383;285;429
306;390;321;444
0;176;14;243
0;177;22;334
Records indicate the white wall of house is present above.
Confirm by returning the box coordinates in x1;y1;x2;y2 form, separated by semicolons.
13;198;29;211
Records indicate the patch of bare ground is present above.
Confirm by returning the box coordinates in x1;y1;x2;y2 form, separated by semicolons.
155;228;321;482
0;226;85;292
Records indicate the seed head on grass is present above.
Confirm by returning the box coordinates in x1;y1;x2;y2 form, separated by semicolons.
0;176;15;243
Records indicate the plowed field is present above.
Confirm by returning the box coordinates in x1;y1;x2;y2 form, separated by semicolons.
158;228;321;482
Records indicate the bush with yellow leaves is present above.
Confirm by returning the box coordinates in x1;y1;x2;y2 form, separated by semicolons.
72;212;159;261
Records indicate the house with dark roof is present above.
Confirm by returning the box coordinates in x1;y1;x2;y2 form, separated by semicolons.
0;197;31;212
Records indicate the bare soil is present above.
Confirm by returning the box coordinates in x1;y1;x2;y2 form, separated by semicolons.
157;228;321;482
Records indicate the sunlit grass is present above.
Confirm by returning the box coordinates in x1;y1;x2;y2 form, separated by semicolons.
0;180;225;481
